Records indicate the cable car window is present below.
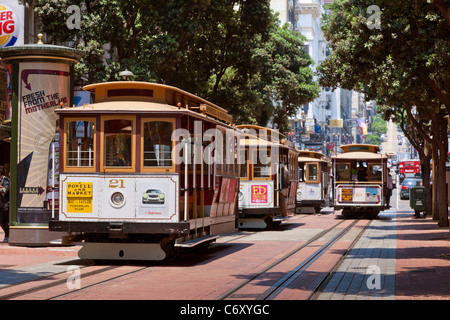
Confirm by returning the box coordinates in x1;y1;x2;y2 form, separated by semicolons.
306;163;318;182
240;150;248;178
253;149;271;178
66;120;94;167
336;163;350;181
143;121;173;167
298;164;305;182
104;119;132;167
368;164;383;181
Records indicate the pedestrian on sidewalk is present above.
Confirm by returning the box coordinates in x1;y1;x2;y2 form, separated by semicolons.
0;166;10;243
386;171;393;209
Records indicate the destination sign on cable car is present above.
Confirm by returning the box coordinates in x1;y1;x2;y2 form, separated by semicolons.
66;182;93;213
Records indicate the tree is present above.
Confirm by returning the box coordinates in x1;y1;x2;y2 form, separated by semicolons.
317;0;450;227
211;20;319;132
27;0;318;133
379;105;433;216
370;114;387;136
365;134;381;145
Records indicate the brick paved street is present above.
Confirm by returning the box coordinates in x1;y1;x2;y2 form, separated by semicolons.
1;196;449;300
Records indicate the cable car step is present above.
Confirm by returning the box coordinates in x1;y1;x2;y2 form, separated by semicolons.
175;235;219;248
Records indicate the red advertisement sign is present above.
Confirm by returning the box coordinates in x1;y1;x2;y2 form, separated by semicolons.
251;185;268;203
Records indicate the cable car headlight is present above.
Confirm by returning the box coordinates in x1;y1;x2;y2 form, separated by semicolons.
111;192;125;206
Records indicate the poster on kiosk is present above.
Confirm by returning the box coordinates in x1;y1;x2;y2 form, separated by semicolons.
16;61;69;218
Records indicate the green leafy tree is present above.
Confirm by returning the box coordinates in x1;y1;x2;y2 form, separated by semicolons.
370;114;387;136
211;20;319;132
317;0;450;227
365;134;381;145
26;0;318;133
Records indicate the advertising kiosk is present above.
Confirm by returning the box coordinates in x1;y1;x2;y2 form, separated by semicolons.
0;34;83;245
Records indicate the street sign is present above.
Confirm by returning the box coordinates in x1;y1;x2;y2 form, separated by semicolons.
329;119;343;128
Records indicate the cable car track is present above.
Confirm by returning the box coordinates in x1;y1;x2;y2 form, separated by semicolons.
48;265;152;300
217;218;371;300
0;264;151;300
0;213;346;300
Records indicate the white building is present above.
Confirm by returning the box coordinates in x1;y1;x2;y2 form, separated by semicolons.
271;0;345;152
270;0;377;153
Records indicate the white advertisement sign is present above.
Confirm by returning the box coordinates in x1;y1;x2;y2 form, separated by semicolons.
17;61;70;208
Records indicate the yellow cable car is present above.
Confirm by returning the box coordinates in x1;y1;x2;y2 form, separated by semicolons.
332;144;388;218
296;151;331;214
49;81;239;260
236;125;299;229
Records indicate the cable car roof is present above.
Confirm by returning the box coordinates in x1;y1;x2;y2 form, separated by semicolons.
236;124;286;138
56;100;179;113
333;151;387;160
339;144;380;153
80;81;233;124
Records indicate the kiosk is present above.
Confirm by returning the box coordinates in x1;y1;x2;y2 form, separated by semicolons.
0;34;83;245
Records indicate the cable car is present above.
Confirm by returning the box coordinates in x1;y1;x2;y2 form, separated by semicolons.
236;125;299;229
49;81;240;260
332;144;388;218
296;151;331;213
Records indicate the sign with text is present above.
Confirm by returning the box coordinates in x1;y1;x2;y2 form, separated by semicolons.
251;185;268;204
17;61;70;210
66;182;93;213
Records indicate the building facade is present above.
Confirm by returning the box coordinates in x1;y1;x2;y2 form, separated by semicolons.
271;0;374;155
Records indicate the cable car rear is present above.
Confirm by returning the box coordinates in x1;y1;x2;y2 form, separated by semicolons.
296;151;331;214
236;125;299;229
332;144;388;219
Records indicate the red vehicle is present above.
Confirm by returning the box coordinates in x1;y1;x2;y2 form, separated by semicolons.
398;160;420;175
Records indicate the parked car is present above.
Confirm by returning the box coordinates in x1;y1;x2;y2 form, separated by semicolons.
400;178;422;200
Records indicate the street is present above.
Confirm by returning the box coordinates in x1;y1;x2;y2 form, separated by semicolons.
1;191;449;302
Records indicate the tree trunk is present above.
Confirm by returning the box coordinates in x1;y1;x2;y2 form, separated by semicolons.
435;151;449;227
420;154;432;216
432;149;439;221
430;112;449;227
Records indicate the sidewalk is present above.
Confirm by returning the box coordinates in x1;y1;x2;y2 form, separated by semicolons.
316;205;450;300
396;210;450;300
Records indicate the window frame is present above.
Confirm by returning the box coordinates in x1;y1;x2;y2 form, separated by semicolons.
305;162;320;183
252;148;272;180
240;149;249;180
335;162;351;182
140;117;176;173
63;117;96;173
100;115;136;173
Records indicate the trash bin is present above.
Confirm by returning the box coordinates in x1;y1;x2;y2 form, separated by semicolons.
410;186;425;216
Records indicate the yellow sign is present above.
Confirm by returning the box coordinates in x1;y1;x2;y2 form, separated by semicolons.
329;119;343;128
67;182;93;213
341;188;353;201
67;182;92;197
67;198;93;213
